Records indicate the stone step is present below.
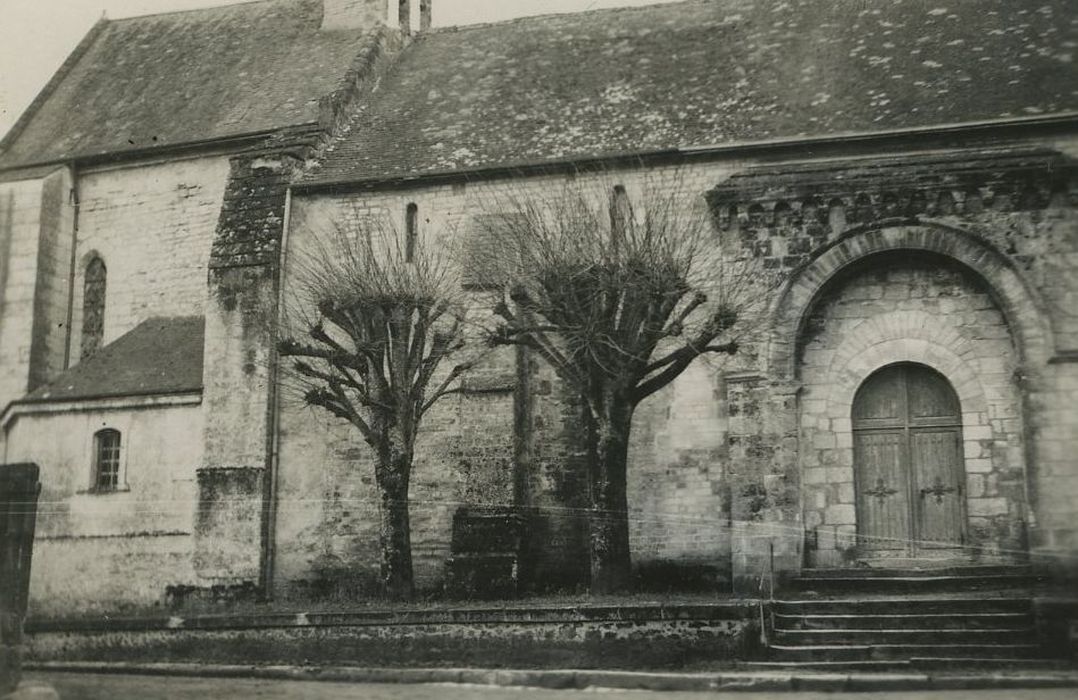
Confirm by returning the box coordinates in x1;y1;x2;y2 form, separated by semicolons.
744;657;1074;672
910;657;1078;670
742;659;913;672
774;612;1033;631
789;573;1037;594
798;565;1031;579
768;643;1045;662
772;627;1038;646
772;597;1032;615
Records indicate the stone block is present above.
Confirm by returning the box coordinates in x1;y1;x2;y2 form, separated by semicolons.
968;497;1009;517
824;504;856;525
826;467;852;483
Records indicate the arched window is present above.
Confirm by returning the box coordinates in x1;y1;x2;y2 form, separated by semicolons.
81;256;107;360
405;203;418;263
93;429;122;492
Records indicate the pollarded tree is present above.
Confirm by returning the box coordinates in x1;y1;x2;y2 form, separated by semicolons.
279;210;474;601
474;175;767;594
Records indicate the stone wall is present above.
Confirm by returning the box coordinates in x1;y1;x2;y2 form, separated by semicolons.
0;176;47;412
280;134;1078;591
25;603;758;669
69;156;230;351
1;400;204;616
27;168;74;393
277;164;744;595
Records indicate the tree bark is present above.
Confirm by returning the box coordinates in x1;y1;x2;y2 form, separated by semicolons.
375;427;415;602
585;388;635;594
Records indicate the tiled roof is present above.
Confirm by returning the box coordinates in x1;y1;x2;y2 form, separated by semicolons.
0;0;377;169
21;317;205;403
300;0;1078;185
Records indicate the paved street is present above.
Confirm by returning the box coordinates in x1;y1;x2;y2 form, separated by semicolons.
25;673;1078;700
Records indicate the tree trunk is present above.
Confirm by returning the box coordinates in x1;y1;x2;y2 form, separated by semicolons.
375;430;415;602
585;389;635;594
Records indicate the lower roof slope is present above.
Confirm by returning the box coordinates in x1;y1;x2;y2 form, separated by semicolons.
19;317;205;404
301;0;1078;186
0;0;376;169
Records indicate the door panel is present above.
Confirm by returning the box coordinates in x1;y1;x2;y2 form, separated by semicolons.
852;365;906;427
907;368;961;424
854;430;911;551
851;363;966;557
910;428;965;548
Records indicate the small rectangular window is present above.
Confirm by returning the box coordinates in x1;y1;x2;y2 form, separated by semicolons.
405;203;418;263
94;429;122;491
610;185;633;249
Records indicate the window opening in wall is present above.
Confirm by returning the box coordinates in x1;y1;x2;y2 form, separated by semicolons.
93;429;122;492
81;256;107;360
610;185;633;250
405;203;418;263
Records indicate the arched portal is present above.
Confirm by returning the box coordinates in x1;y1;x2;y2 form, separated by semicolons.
852;363;966;556
793;247;1032;567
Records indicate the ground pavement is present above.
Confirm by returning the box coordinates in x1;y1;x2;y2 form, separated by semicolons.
17;673;1078;700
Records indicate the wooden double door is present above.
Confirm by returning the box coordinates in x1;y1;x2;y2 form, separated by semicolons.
852;363;967;555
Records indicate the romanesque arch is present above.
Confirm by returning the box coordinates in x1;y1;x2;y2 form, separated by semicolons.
774;223;1045;566
768;222;1054;381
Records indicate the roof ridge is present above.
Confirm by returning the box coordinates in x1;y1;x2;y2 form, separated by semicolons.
0;17;110;155
425;0;706;35
108;0;305;24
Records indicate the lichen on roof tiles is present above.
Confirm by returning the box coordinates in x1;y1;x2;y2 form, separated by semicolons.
0;0;376;169
301;0;1078;186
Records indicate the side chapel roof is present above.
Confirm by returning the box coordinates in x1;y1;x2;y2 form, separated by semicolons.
20;317;205;404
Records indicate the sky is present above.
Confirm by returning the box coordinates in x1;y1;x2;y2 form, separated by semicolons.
0;0;681;140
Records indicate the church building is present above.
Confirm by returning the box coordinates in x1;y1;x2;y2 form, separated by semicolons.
0;0;1076;622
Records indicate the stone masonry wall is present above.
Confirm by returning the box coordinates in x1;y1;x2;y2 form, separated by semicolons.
0;177;45;412
277;132;1078;593
2;401;204;616
27;167;74;393
69;155;231;351
280;164;745;595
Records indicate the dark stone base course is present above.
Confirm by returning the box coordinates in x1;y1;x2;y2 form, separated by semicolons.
25;604;759;670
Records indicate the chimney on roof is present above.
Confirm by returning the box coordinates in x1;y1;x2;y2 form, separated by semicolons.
321;0;386;31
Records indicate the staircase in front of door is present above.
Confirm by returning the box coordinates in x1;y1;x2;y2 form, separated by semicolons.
750;564;1071;671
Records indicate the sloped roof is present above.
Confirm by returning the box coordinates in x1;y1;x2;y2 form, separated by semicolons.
300;0;1078;186
0;0;376;169
21;317;205;403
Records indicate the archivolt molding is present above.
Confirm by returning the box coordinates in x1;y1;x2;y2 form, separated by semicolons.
769;222;1052;381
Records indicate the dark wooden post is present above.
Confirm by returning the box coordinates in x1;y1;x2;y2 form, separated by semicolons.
0;464;41;695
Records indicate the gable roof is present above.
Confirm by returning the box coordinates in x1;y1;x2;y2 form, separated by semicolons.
0;0;378;170
300;0;1078;186
19;317;205;404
